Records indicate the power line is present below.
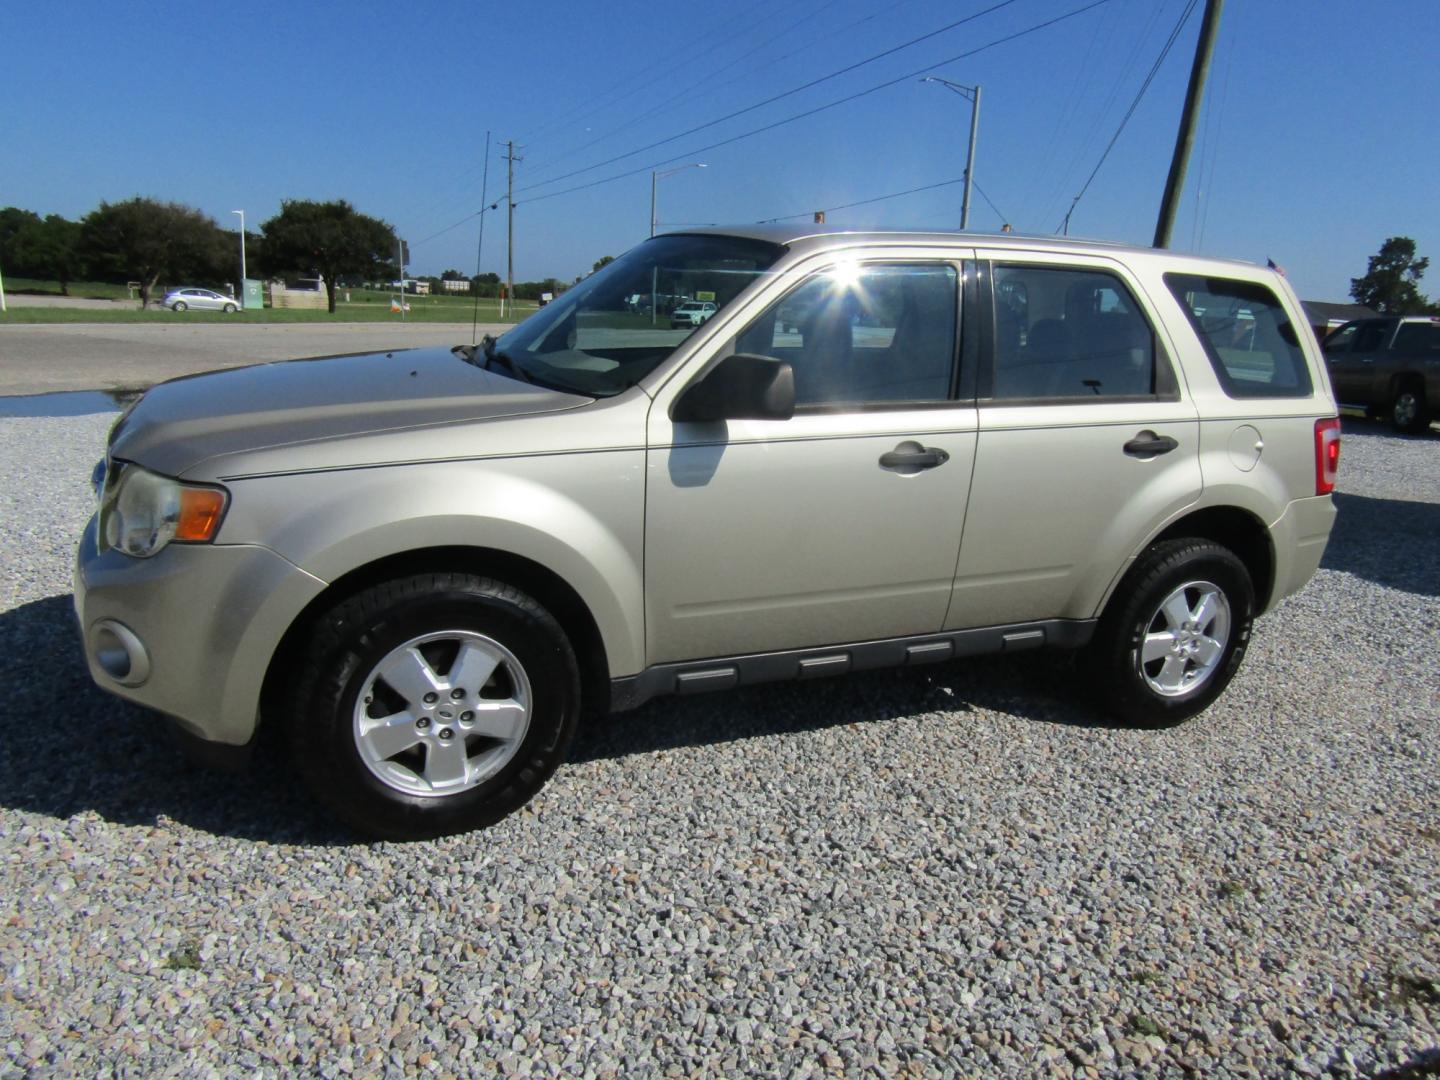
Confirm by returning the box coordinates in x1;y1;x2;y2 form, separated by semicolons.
973;181;1010;225
758;176;968;222
516;0;1116;211
515;0;1024;196
524;0;849;182
1058;0;1198;234
516;0;775;149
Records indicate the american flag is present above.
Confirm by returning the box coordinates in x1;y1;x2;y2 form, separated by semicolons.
1266;257;1286;277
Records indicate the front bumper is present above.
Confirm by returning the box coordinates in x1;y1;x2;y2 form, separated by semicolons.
74;515;327;746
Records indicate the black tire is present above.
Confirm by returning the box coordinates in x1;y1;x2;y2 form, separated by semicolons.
1085;539;1254;728
172;301;187;312
223;302;237;314
1390;383;1428;434
290;573;581;840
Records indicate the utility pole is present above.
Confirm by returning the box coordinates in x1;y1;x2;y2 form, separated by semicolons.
960;84;981;230
395;233;406;322
504;139;521;319
1154;0;1224;249
921;77;981;230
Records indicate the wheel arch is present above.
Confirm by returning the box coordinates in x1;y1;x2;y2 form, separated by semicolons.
260;545;613;741
1146;505;1275;614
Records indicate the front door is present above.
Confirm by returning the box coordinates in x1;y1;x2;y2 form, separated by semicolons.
1327;319;1392;405
645;258;978;665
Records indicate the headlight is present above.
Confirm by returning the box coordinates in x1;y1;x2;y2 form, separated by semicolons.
98;464;229;558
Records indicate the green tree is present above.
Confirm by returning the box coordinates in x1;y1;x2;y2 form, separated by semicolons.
1350;237;1432;314
0;207;42;276
80;198;228;308
11;215;83;294
592;255;615;273
260;200;395;313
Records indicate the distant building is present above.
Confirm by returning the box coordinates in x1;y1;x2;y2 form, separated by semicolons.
440;279;470;293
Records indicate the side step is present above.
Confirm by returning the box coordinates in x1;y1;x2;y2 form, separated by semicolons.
609;619;1095;712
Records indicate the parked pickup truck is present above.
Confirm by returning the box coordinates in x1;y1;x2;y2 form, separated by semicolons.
1323;315;1440;433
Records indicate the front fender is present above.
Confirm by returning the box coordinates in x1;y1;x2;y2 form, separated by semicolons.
217;453;648;676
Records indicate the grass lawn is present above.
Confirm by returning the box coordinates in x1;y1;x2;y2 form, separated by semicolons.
2;277;135;301
2;277;538;324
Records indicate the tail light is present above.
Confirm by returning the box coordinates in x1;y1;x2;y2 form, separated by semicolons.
1315;417;1341;495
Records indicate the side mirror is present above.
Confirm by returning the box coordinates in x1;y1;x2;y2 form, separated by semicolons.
672;353;796;423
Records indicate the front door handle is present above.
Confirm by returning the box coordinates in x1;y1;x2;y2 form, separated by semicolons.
1123;431;1179;457
879;440;950;470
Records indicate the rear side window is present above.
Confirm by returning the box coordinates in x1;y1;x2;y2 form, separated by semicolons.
1392;321;1440;354
990;265;1156;400
1165;274;1313;398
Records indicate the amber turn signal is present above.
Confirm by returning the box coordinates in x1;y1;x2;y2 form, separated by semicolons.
175;488;228;542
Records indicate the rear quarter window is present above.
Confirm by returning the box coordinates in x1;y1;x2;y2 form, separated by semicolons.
1165;274;1313;398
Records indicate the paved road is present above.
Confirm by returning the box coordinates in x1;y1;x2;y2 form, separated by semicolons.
0;322;507;395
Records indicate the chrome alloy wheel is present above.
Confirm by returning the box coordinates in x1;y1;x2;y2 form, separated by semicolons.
1139;580;1231;697
352;630;532;798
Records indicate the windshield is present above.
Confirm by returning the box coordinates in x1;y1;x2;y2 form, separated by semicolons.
491;233;785;397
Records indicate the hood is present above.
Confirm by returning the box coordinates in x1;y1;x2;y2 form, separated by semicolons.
107;346;592;477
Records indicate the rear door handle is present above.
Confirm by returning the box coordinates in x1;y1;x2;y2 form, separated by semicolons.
1123;431;1179;457
879;440;949;470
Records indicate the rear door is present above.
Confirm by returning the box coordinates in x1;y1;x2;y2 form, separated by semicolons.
946;253;1201;630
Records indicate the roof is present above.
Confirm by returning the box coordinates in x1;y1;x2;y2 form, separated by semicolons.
666;224;1262;271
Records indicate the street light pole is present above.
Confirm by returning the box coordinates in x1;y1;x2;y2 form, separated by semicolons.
921;77;982;230
230;210;246;307
650;162;707;239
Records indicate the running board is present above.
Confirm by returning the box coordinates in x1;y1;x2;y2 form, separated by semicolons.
609;619;1096;712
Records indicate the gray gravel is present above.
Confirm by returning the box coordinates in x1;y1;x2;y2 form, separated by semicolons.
1;412;1437;1078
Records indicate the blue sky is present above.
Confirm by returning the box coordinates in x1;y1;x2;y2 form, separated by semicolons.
2;0;1437;302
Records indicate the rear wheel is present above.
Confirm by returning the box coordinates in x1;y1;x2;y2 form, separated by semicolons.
290;573;581;839
1086;539;1254;728
1390;383;1428;434
172;300;187;312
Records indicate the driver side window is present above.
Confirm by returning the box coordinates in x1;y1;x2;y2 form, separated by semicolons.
735;263;958;407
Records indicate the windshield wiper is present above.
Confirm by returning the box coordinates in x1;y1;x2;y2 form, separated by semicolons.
481;334;533;384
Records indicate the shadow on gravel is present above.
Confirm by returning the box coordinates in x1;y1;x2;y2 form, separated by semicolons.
0;594;349;845
570;647;1109;766
6;591;1112;836
1324;493;1440;597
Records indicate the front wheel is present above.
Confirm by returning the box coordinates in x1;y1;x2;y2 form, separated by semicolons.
1390;385;1428;434
289;573;581;839
222;302;237;314
1085;539;1254;728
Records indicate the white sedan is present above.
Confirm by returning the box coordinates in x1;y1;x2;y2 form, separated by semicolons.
162;288;239;313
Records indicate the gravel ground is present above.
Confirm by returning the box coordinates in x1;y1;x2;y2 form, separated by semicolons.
1;413;1437;1078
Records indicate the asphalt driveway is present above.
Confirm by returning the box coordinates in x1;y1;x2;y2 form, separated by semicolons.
0;322;506;395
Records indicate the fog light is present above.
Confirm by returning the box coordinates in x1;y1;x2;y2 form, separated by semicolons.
91;620;150;687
